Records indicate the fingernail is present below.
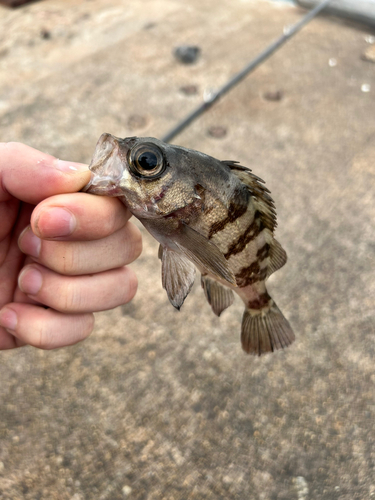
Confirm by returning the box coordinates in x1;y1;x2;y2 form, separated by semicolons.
18;267;43;296
35;207;76;238
0;307;18;331
55;159;88;173
18;226;41;258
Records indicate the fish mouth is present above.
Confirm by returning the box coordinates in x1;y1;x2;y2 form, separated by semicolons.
82;133;126;196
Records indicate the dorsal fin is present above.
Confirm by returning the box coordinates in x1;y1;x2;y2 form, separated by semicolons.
223;161;287;277
222;161;277;233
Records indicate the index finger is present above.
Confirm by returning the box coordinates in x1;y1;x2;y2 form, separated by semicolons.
0;142;91;204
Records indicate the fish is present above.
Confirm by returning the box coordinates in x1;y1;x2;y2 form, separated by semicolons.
83;133;295;356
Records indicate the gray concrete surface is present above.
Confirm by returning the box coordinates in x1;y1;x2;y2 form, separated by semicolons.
0;0;375;499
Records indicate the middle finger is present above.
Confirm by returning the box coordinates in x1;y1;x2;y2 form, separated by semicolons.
31;193;130;241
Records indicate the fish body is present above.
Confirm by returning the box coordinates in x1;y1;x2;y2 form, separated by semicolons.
83;133;295;355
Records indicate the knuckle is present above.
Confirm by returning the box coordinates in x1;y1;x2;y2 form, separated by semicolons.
37;312;95;349
99;198;127;237
59;280;81;312
82;313;95;338
42;242;80;276
121;223;143;263
131;226;143;260
123;268;138;303
60;248;79;275
36;322;53;350
100;218;116;238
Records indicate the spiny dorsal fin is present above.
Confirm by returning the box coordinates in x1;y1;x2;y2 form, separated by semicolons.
223;161;288;279
222;161;277;233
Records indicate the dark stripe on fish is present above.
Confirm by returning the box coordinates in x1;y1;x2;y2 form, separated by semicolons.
224;211;263;259
256;243;270;261
208;188;250;239
235;262;268;287
247;292;271;310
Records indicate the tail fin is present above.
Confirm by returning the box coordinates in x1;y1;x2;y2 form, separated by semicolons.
241;301;295;356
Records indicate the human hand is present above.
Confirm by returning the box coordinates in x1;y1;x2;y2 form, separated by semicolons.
0;142;142;350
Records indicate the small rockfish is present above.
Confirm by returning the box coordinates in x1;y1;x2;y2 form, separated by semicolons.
83;134;295;356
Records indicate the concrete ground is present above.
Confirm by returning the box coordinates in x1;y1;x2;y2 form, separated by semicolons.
0;0;374;498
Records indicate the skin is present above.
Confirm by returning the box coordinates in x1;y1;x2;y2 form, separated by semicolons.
0;142;142;350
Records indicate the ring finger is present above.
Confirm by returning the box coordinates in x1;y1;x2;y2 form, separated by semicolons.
17;263;138;313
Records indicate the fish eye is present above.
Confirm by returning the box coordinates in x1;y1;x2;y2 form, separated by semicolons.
129;143;165;178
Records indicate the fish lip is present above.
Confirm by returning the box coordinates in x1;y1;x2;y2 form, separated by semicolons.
82;173;123;196
82;172;95;193
82;133;126;196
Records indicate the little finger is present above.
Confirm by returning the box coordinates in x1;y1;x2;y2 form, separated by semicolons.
0;303;94;350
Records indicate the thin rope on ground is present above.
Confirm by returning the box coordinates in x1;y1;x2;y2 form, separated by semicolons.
162;0;331;143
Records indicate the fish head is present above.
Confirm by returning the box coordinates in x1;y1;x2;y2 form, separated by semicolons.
84;134;203;219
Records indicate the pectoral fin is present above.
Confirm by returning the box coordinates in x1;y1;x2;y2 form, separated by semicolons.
161;246;196;310
175;223;237;286
201;275;234;317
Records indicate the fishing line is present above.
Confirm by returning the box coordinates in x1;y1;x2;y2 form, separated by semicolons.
162;0;331;143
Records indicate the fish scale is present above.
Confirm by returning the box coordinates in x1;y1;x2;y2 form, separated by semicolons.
83;133;295;356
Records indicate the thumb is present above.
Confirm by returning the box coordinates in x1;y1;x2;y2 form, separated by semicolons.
0;142;91;204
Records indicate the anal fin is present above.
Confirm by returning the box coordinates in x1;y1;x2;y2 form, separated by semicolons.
201;275;234;317
241;301;295;356
161;247;196;310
